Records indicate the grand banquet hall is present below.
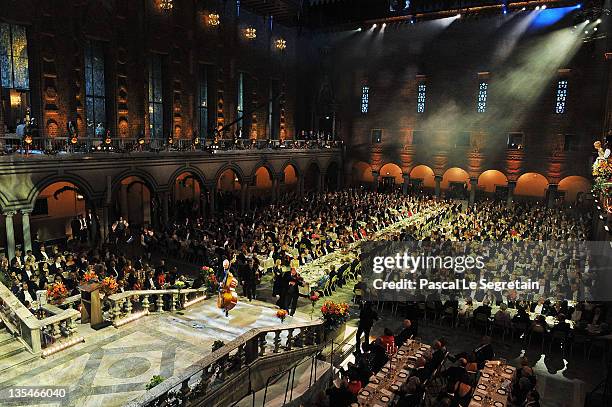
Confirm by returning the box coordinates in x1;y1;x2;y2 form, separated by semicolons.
0;0;611;406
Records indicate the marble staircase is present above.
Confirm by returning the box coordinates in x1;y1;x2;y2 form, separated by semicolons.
0;323;38;373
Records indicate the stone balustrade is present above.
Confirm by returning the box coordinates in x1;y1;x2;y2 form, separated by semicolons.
125;320;325;407
107;288;207;326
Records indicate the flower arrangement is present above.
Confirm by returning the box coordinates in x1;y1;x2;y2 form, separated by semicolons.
320;300;350;329
276;309;288;323
146;375;165;390
309;291;320;320
201;266;219;293
174;280;186;290
100;277;119;296
83;270;98;283
47;282;68;304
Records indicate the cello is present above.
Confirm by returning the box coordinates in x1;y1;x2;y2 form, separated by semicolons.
217;260;238;316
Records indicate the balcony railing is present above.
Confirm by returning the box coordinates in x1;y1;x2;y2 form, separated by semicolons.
0;136;343;156
125;320;325;407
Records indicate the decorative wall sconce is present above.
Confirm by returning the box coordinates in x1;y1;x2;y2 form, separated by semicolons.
160;0;173;11
208;13;220;26
245;27;257;39
275;38;287;50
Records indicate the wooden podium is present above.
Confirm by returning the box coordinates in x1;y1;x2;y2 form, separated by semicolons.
79;283;102;327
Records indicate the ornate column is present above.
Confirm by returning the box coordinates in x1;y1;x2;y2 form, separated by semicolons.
402;173;410;195
161;192;169;223
240;183;249;214
547;184;558;208
120;183;129;220
372;171;380;191
434;175;442;198
21;210;32;253
298;177;305;197
206;183;217;215
507;181;516;207
272;178;279;202
4;211;16;260
469;178;478;205
319;172;326;193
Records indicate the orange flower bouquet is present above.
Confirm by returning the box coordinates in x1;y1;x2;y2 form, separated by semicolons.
47;282;68;305
100;277;119;296
276;309;288;323
321;300;349;329
83;270;98;283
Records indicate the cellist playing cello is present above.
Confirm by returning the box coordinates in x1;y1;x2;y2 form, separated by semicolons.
217;259;238;317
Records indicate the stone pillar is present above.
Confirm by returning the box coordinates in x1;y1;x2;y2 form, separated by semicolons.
208;185;217;215
298;177;305;197
240;183;248;214
21;210;32;253
434;175;442;198
4;211;16;261
161;192;169;223
272;179;279;202
547;184;558;208
120;183;129;220
402;174;410;195
507;181;516;207
318;172;326;193
372;171;380;192
469;178;478;205
102;205;110;242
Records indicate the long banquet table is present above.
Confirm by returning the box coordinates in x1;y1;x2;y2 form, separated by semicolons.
468;360;515;407
356;339;432;406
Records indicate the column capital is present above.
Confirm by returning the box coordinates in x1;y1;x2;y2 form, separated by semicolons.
3;210;16;217
434;175;443;181
20;209;33;215
402;173;410;180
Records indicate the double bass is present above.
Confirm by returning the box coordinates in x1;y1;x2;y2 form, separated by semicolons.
217;269;238;316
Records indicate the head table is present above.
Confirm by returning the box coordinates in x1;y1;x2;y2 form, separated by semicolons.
469;360;515;407
357;339;431;407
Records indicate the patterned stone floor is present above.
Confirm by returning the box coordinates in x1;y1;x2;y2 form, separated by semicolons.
0;298;309;407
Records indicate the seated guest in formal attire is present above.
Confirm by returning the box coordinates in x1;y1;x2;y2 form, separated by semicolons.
413;357;430;382
325;377;357;406
530;298;548;315
395;319;416;346
523;389;541;407
379;328;395;349
530;315;549;332
427;340;446;371
512;306;531;325
473;299;492;318
442;358;469;392
397;376;422;407
494;303;512;327
510;377;534;406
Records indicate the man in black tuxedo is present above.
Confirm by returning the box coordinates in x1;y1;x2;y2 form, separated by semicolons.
395;319;417;346
473;336;495;368
86;209;100;246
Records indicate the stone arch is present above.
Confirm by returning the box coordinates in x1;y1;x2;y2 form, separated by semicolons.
325;161;340;191
29;180;91;242
409;165;435;188
281;160;301;182
112;175;155;226
29;173;96;210
441;167;470;190
282;163;299;185
111;168;159;196
379;163;403;184
253;166;274;191
249;161;277;182
167;166;207;191
558;176;591;202
477;170;508;193
515;172;549;198
352;161;374;185
304;161;321;192
170;170;207;219
213;163;246;188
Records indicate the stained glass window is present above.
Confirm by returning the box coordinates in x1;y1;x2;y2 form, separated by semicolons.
361;85;369;113
477;82;488;113
417;84;426;113
555;79;568;114
198;64;209;138
0;23;29;90
85;40;106;137
148;55;164;138
237;72;244;129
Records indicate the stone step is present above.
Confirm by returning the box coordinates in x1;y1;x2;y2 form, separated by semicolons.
0;330;15;347
0;346;39;374
0;339;27;361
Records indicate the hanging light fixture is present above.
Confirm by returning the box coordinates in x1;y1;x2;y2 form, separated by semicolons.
275;38;287;50
160;0;173;11
245;27;257;39
208;13;220;26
